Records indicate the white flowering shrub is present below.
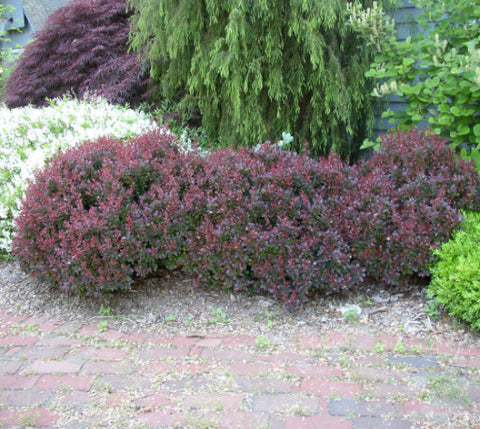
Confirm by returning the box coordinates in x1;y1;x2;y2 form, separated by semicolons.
0;97;158;253
348;0;480;167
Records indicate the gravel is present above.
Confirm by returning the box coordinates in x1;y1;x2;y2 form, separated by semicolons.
1;260;478;349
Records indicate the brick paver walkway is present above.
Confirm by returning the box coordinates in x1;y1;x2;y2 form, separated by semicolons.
1;313;479;428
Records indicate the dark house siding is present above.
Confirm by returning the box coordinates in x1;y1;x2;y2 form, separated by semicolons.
23;0;71;33
1;0;31;55
1;0;70;58
373;0;427;136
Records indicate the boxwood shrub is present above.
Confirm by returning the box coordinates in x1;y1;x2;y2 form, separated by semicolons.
428;211;480;330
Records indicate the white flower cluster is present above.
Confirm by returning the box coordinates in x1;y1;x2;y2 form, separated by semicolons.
177;129;211;157
0;96;158;253
347;0;395;44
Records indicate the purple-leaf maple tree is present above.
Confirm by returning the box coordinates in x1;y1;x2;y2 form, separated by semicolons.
3;0;150;107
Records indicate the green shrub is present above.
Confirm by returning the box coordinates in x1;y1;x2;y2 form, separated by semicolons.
348;0;480;165
128;0;394;158
428;212;480;330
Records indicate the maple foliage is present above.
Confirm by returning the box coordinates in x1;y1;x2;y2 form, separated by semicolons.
3;0;149;108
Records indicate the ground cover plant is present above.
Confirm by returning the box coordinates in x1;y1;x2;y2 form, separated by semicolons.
3;0;149;108
13;128;480;307
0;97;157;253
128;0;396;158
428;211;480;330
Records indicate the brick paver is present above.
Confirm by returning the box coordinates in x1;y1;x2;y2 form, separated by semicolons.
35;374;94;391
0;374;39;389
0;335;38;346
219;411;270;429
0;315;479;428
301;379;363;396
284;415;352;429
0;407;57;427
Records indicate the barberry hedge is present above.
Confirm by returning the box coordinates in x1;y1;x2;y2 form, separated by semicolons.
13;129;204;296
339;130;480;287
184;147;364;306
13;128;480;306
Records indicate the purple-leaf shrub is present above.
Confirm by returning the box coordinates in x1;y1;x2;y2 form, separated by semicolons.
12;127;480;306
185;145;364;306
13;129;204;296
335;128;480;286
3;0;149;108
370;130;480;211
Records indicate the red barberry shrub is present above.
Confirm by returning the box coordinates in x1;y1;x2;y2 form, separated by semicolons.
13;126;480;305
334;128;480;287
12;128;204;296
185;145;365;307
369;129;480;211
3;0;149;108
186;129;480;304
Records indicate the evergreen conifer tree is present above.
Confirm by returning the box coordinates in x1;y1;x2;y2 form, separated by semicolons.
128;0;388;157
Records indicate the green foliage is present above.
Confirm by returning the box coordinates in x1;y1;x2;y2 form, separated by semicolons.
128;0;390;158
97;320;108;333
348;0;480;164
0;3;20;94
428;212;480;330
343;308;360;322
209;308;230;324
255;335;272;350
164;314;177;324
98;305;111;317
424;299;440;319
